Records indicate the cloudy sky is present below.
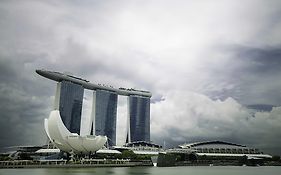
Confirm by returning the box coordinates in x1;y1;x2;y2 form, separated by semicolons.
1;0;281;155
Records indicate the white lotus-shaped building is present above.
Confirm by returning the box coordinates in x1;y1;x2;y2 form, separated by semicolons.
44;110;107;153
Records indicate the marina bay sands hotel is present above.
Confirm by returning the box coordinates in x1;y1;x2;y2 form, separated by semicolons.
36;69;151;147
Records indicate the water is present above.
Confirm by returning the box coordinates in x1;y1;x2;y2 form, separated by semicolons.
1;166;281;175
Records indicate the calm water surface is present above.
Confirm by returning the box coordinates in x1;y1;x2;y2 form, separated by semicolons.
1;166;281;175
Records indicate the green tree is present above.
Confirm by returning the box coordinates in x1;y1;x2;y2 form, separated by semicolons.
120;150;137;159
272;155;280;162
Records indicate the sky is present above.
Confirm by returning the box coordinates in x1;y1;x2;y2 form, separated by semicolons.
0;0;281;155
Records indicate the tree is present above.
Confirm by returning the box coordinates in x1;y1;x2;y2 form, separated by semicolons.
120;150;137;159
272;155;280;162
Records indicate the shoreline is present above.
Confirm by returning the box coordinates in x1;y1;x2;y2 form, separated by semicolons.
1;163;281;169
0;160;153;169
1;163;152;169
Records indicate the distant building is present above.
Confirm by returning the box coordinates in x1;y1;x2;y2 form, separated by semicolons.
179;141;272;159
94;89;118;146
127;95;150;143
55;81;84;134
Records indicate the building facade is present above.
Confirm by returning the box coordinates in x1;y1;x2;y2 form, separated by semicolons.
94;89;118;146
127;95;150;143
56;81;84;134
178;141;272;159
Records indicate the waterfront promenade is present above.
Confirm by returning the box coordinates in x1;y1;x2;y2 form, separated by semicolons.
0;159;153;169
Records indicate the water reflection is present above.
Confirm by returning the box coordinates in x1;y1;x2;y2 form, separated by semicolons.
1;166;281;175
41;167;118;175
125;167;152;175
40;167;153;175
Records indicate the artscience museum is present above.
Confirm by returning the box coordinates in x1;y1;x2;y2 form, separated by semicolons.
44;110;107;153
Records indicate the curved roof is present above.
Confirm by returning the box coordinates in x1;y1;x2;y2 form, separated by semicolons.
179;141;247;149
196;153;272;158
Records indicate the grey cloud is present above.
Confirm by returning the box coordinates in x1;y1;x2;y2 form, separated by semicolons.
199;45;281;106
246;104;275;112
0;58;52;150
151;91;281;155
233;46;281;105
223;45;281;74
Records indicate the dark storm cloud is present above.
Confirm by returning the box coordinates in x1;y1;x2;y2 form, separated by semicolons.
246;104;275;112
0;57;54;151
233;46;281;105
227;45;281;74
201;44;281;106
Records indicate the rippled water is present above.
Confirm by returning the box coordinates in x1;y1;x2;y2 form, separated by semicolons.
1;166;281;175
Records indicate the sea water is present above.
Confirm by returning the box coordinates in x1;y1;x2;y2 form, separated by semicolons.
1;166;281;175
